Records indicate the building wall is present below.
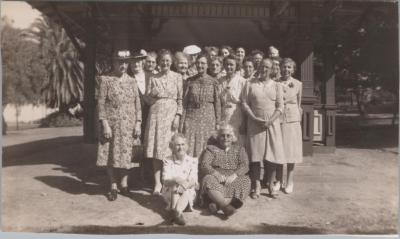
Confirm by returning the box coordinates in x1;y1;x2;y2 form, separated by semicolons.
3;104;56;123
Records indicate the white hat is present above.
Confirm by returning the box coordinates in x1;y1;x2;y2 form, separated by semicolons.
113;49;133;59
183;45;201;55
268;46;279;57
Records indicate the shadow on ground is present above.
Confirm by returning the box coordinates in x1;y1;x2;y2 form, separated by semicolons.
336;116;398;151
3;136;86;166
45;223;325;234
3;135;163;215
34;176;104;195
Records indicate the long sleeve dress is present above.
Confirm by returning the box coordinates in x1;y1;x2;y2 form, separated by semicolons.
96;73;142;169
279;77;303;163
181;74;221;157
145;70;183;161
218;73;247;145
161;155;198;210
200;144;251;203
133;70;152;144
241;79;285;166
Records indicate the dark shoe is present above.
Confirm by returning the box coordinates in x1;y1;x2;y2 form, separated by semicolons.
167;210;175;224
107;189;118;201
183;204;192;212
221;204;236;217
208;203;219;214
173;210;186;226
230;198;243;209
250;191;259;199
152;190;162;196
120;187;130;197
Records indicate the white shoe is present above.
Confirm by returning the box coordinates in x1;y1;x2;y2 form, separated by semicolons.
284;183;294;194
272;181;281;192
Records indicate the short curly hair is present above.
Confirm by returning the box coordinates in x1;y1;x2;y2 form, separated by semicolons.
216;122;237;143
168;133;187;150
281;58;297;73
223;54;240;71
157;49;173;64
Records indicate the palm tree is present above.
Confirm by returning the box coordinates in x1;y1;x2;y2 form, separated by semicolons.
23;16;84;111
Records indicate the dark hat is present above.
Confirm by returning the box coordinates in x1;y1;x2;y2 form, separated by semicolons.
130;49;147;59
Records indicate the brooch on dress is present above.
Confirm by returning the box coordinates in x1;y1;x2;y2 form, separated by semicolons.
288;82;294;88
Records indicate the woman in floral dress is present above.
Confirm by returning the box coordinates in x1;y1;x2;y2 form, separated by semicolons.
180;53;221;157
97;50;142;201
218;55;247;145
145;49;183;195
200;124;251;218
241;58;285;198
208;56;225;80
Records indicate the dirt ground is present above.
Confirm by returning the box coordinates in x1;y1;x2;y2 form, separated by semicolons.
1;126;398;234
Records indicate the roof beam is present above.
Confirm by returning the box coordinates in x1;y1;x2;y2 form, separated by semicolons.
273;0;290;18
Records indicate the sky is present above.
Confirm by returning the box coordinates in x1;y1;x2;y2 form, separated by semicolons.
1;1;42;29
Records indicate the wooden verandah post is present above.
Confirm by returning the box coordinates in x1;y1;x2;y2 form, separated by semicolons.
83;5;97;144
296;2;317;156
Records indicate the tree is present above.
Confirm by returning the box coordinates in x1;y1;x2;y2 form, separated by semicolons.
23;16;84;111
1;17;45;130
332;4;398;118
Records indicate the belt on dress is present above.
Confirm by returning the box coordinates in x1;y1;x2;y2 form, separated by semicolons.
224;102;240;108
189;101;215;108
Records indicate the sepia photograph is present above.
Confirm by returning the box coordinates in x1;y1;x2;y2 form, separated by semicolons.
1;0;398;236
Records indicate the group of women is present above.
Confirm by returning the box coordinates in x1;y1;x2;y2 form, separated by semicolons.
96;45;303;225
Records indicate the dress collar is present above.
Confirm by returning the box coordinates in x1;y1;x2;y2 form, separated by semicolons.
172;154;187;165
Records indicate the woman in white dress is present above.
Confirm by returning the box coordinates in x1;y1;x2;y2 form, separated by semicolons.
218;54;247;145
162;134;198;226
278;58;303;194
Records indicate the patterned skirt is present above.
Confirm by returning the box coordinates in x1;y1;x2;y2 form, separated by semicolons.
182;103;216;157
96;118;137;169
145;98;178;160
201;173;251;202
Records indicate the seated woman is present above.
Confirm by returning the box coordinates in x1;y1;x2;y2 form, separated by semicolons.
162;134;198;226
200;124;251;217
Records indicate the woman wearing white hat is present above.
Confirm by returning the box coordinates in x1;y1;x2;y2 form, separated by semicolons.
183;45;202;77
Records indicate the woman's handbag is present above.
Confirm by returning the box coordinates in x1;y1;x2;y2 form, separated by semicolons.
132;137;144;163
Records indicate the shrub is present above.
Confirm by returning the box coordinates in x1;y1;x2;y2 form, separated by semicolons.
39;111;82;128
